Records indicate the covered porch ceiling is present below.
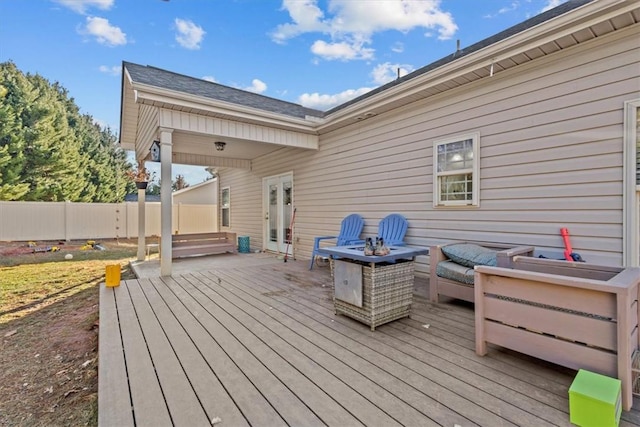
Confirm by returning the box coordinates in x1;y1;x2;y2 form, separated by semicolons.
120;63;322;169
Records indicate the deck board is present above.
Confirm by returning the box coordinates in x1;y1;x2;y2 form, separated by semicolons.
99;259;640;426
115;281;173;426
140;277;249;426
97;285;134;427
215;268;554;426
173;274;363;427
200;270;474;426
189;271;438;427
126;278;211;426
147;275;283;427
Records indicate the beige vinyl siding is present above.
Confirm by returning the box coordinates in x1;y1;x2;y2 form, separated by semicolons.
135;104;158;160
219;168;263;249
221;24;639;272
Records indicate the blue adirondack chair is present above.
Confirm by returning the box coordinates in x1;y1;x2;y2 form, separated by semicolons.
309;214;365;270
377;213;408;246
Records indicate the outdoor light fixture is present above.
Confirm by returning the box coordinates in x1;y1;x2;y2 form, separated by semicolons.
215;141;226;151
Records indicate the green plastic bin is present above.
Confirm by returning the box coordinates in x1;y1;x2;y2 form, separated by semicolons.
569;369;621;427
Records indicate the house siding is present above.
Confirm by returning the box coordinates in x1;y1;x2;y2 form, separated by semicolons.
135;104;158;160
220;25;640;273
219;168;264;250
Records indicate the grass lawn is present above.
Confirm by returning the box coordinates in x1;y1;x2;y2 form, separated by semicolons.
0;239;139;426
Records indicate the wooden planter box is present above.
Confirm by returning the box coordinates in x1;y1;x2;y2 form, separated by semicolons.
474;256;640;411
332;259;415;331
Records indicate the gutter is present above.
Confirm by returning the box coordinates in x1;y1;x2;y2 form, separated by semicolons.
130;82;324;134
317;0;633;131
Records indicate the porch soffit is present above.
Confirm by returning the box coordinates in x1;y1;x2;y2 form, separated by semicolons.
129;102;319;168
121;70;321;160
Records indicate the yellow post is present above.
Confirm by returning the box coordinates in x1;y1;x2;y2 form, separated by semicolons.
105;264;121;287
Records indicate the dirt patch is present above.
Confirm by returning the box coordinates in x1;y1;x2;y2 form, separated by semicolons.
0;239;138;426
0;239;99;254
0;287;99;426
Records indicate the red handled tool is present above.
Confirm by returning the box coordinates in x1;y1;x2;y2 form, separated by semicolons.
560;228;585;262
560;228;573;261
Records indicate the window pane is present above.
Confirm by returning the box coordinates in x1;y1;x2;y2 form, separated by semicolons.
221;188;229;206
434;133;478;207
441;173;473;201
269;184;278;242
438;139;473;172
221;208;229;227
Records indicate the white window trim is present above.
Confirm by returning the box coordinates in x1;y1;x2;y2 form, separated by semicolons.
433;132;480;208
221;186;230;228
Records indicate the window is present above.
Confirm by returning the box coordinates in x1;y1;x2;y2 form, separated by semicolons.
221;187;230;227
433;132;480;207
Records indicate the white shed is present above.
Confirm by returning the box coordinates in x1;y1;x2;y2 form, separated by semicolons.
172;179;218;205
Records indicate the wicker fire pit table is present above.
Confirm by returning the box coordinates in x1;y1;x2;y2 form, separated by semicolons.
318;245;429;331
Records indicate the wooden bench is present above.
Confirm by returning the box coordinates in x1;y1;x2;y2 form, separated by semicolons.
171;232;237;259
475;256;640;411
429;241;535;303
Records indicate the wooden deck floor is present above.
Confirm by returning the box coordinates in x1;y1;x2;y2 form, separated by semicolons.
99;259;640;426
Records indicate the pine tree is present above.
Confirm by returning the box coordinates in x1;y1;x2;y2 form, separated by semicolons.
172;174;189;191
0;61;131;202
0;62;31;199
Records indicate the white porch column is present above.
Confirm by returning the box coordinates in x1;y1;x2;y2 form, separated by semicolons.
159;128;173;276
136;187;146;261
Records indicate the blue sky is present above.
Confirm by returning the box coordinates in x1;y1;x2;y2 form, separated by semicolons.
0;0;566;184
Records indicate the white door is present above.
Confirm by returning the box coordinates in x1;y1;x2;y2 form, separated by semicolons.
264;173;293;254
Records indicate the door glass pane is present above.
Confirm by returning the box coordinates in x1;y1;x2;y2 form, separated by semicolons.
269;184;278;243
283;180;292;244
221;209;229;228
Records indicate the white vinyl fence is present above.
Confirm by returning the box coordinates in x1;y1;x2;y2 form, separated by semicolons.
0;201;218;241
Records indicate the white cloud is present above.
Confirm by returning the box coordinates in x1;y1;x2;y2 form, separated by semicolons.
371;62;414;85
272;0;457;61
499;2;520;14
311;40;374;61
202;76;217;83
484;1;520;18
298;87;373;110
391;42;404;53
174;18;205;50
243;79;268;94
54;0;113;14
81;16;126;46
98;64;121;76
271;0;329;43
540;0;566;13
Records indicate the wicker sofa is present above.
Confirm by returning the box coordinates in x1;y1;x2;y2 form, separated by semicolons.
429;241;535;303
